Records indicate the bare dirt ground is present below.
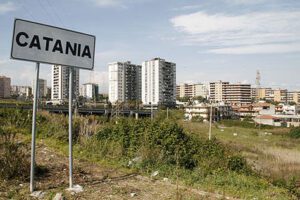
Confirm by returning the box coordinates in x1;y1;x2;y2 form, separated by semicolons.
1;141;238;200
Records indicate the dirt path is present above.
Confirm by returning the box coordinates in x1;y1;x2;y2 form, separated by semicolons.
3;141;239;200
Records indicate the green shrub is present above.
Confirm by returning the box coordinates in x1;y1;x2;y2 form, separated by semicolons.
0;108;31;131
191;115;204;122
0;126;30;180
94;118;253;177
289;127;300;138
227;155;251;174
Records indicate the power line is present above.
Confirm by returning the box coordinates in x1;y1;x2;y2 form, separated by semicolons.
44;0;66;27
17;0;38;21
37;0;56;25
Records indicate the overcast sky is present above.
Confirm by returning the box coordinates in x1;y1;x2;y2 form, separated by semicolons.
1;0;300;93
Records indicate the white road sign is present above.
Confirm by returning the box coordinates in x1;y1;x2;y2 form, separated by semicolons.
11;19;95;70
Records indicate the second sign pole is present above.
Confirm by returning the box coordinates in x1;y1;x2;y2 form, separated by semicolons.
68;66;73;189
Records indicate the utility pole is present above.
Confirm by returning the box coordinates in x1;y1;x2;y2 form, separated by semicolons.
209;102;212;140
150;102;153;120
167;107;169;119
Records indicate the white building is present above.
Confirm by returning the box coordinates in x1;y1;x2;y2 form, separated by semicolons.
176;83;209;99
0;76;11;98
51;65;79;104
209;81;229;102
210;81;251;105
108;61;141;104
82;83;99;100
185;102;233;122
194;83;209;98
11;85;32;97
142;58;176;107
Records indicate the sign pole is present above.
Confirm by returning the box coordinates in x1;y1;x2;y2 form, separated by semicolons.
30;62;40;193
68;66;73;189
209;103;212;140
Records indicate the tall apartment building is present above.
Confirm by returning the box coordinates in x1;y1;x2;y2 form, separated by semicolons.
32;79;47;97
194;83;209;98
82;83;99;100
0;76;11;98
225;84;251;104
274;89;288;103
176;83;193;98
11;85;32;97
209;81;229;102
252;87;274;101
51;65;79;103
176;83;209;98
142;58;176;106
287;91;300;104
108;61;141;103
210;81;251;104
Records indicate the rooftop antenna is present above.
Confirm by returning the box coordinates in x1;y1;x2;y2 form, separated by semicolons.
255;70;261;102
256;70;261;88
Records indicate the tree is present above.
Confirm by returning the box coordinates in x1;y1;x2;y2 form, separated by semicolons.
193;96;208;103
177;96;190;102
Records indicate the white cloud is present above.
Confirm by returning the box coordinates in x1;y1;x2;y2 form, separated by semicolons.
0;2;17;14
225;0;268;5
0;59;10;65
171;5;203;11
92;0;124;7
208;43;300;54
170;11;300;54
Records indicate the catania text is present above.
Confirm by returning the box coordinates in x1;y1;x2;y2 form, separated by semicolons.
15;32;92;59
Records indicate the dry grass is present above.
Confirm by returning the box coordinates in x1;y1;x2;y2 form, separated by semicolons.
252;147;300;180
180;120;300;182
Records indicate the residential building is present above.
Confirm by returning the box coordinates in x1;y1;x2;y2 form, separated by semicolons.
51;65;79;104
251;87;273;101
108;61;141;104
0;76;11;98
142;58;176;107
273;89;288;103
82;83;99;100
46;87;51;98
254;114;300;127
209;81;229;102
210;81;251;105
287;91;300;104
233;102;272;118
176;83;192;98
194;83;209;98
11;85;32;97
176;83;208;99
225;83;251;104
185;102;233;122
34;79;47;97
251;88;257;99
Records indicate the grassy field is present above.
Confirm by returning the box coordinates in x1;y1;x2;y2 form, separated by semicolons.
180;120;300;186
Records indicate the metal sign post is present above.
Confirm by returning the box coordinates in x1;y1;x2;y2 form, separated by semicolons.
11;18;95;192
209;103;212;140
30;62;40;192
68;67;73;189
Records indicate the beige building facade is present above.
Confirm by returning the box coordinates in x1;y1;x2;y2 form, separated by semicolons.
0;76;11;98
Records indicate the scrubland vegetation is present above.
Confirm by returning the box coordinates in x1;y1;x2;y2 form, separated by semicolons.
0;108;299;199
